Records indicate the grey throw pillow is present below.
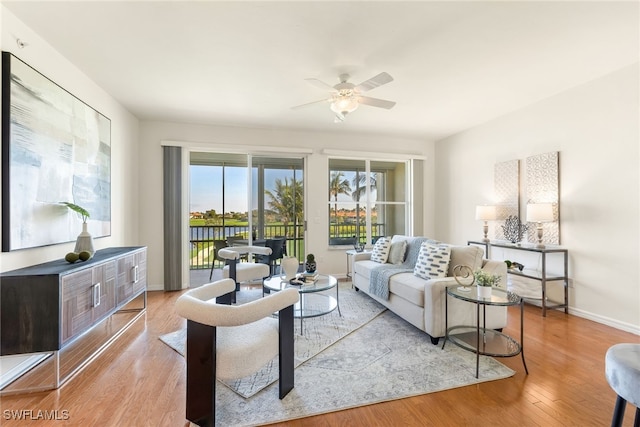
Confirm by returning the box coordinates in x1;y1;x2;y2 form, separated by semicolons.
387;240;407;264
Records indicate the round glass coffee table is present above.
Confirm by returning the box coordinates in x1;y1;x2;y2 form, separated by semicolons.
263;274;341;333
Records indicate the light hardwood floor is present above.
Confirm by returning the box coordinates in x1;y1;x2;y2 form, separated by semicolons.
2;285;638;426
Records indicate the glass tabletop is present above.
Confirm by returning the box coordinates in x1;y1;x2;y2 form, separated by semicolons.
263;274;337;293
446;285;521;306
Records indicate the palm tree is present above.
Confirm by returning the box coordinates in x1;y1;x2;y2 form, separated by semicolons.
329;171;352;238
265;177;303;237
350;171;376;244
351;171;377;203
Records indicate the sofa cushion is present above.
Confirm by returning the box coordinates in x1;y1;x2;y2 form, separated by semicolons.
370;236;391;263
353;259;380;278
447;245;484;276
414;243;451;280
389;272;427;307
387;240;407;264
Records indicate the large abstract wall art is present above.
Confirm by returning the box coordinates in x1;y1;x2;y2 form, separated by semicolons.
1;52;111;251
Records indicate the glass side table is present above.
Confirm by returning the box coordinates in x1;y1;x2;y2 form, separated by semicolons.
442;285;528;378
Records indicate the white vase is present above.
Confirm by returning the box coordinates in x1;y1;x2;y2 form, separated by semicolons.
281;256;299;280
477;285;492;299
74;222;95;256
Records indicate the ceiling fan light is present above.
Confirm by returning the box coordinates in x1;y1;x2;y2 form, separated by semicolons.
330;95;358;115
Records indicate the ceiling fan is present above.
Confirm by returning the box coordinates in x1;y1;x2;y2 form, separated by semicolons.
292;72;396;122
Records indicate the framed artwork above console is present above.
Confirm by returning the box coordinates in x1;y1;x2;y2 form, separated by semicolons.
1;52;111;252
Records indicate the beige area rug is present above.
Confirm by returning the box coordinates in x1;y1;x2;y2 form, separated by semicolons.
162;284;516;426
160;282;386;397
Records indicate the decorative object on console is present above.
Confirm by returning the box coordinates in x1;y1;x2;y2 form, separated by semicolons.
281;256;299;281
475;205;496;242
60;202;94;257
304;254;317;274
504;260;524;271
64;251;91;263
501;215;529;244
353;242;364;252
526;203;554;248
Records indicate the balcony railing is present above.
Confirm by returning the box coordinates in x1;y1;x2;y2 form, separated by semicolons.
189;223;386;270
189;224;304;270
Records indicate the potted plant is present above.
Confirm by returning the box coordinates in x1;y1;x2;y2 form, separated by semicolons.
474;269;501;298
61;202;94;257
304;253;317;274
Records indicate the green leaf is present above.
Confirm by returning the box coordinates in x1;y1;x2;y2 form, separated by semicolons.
60;202;90;222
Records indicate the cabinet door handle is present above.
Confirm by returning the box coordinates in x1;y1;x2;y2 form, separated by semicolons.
93;282;101;307
133;265;139;284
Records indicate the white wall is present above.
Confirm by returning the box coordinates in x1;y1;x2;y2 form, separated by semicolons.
435;64;640;333
0;7;140;272
138;121;434;288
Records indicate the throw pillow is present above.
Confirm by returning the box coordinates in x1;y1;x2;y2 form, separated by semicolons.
370;237;391;263
447;245;483;276
387;240;407;264
414;243;451;280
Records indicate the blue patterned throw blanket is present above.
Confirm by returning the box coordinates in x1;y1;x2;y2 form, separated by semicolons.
369;237;435;299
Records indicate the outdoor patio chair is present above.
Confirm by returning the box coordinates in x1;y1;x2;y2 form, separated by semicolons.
256;237;287;276
218;246;272;303
208;239;229;280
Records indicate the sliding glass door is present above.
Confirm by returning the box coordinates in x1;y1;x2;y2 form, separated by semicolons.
189;152;304;271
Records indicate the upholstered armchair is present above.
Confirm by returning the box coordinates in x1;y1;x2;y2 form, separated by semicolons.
175;278;299;427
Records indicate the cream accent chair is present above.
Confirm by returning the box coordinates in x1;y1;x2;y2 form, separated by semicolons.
175;279;299;427
218;246;272;303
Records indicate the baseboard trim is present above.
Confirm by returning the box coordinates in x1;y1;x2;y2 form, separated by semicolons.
569;307;640;336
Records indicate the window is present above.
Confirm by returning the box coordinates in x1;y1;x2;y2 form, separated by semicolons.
328;158;408;246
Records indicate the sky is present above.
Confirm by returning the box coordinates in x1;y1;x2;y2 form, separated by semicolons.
190;165;301;213
190;165;365;214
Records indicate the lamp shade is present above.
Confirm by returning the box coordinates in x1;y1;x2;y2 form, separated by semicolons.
475;205;496;221
526;203;554;222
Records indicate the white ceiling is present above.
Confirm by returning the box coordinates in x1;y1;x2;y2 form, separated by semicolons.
3;1;638;140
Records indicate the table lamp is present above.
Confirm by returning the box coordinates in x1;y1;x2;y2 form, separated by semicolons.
475;205;496;243
526;203;554;248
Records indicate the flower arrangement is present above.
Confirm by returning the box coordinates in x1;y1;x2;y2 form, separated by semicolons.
474;269;501;287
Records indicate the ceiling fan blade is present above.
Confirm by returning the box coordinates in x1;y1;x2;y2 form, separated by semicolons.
291;98;332;110
305;78;337;92
354;72;393;93
358;96;396;109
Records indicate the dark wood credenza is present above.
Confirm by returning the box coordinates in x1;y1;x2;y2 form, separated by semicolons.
0;246;147;393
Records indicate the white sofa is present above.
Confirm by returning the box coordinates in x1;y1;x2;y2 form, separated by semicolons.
352;235;508;344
